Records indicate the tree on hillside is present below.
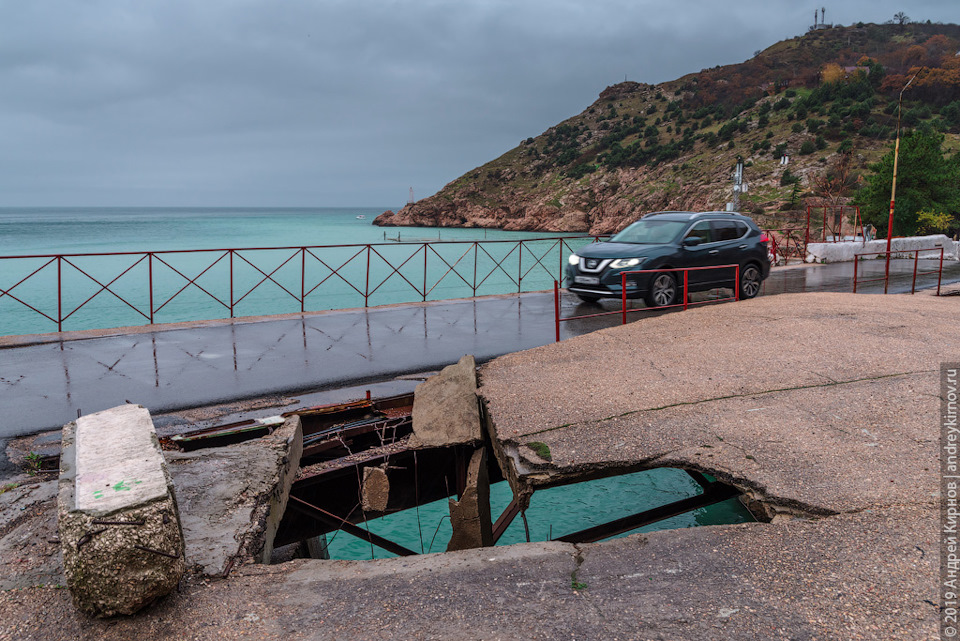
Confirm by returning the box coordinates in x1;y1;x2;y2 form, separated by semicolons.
821;63;847;85
814;151;857;209
853;128;960;237
894;12;910;26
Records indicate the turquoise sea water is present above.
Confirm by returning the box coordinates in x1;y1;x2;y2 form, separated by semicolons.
328;471;753;560
0;207;592;335
0;206;548;255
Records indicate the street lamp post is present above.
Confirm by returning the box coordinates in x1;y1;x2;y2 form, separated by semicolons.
884;69;921;293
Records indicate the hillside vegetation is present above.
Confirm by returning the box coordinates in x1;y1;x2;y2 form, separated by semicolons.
375;21;960;235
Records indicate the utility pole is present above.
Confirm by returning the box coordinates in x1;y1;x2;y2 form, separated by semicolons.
732;159;746;212
884;69;921;293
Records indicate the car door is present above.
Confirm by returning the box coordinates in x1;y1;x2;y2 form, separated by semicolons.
678;220;717;292
708;219;749;288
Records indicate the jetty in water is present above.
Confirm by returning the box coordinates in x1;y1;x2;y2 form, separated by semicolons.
0;290;951;639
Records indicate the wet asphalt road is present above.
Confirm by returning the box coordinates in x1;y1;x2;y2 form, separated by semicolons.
0;258;956;440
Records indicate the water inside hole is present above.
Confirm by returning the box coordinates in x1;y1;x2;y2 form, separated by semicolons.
325;467;754;560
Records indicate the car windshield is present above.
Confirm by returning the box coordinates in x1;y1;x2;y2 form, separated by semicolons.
610;219;688;244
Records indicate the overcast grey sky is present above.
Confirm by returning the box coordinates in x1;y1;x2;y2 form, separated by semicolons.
1;1;957;209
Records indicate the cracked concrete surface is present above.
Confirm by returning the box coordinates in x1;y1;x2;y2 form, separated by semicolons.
479;293;950;516
0;507;937;640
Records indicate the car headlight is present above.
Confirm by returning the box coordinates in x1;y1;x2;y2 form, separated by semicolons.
567;253;580;266
609;257;645;269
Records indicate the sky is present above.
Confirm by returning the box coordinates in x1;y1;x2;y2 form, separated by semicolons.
2;1;958;209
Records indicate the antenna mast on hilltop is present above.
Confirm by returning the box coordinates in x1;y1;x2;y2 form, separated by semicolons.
731;159;747;212
811;7;829;31
407;187;415;205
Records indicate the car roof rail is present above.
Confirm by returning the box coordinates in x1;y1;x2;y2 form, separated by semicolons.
641;210;750;220
642;210;692;217
691;211;743;218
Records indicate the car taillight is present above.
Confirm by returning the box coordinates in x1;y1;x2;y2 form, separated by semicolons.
759;231;770;244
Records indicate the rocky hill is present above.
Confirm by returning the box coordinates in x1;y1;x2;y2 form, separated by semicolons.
375;21;960;234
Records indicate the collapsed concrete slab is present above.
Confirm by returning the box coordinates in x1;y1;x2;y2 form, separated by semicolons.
409;354;482;447
478;293;954;519
446;448;493;551
165;415;302;574
57;404;185;618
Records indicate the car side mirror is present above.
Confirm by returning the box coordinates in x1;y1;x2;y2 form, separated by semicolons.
682;237;702;247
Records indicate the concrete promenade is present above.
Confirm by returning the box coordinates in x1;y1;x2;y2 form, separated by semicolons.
1;258;957;445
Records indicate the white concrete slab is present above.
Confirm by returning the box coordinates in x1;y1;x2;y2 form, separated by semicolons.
807;234;958;263
74;404;168;512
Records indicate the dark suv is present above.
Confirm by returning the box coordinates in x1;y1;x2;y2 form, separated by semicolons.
566;211;771;306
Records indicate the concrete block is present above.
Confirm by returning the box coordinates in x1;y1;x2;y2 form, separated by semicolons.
446;448;493;551
57;404;185;618
410;354;482;447
165;415;302;574
807;235;958;263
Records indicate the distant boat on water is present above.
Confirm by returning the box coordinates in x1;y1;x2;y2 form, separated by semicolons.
356;215;366;220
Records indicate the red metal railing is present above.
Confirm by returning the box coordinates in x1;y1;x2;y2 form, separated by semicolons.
761;206;867;266
0;237;604;335
806;205;866;245
852;248;944;295
763;227;807;264
553;264;740;341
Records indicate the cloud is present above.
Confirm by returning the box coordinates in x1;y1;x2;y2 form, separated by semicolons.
0;0;957;206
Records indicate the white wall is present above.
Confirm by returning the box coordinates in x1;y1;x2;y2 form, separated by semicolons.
806;235;959;263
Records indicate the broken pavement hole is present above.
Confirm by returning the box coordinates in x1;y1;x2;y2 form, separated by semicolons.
273;463;755;561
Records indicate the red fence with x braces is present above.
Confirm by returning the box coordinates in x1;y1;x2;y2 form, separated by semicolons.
0;237;603;334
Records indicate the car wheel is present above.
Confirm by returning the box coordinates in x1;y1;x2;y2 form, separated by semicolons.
575;293;601;304
644;272;678;308
739;264;762;299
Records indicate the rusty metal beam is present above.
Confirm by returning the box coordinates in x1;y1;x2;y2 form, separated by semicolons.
491;497;521;544
554;482;740;544
288;496;418;557
685;469;711;490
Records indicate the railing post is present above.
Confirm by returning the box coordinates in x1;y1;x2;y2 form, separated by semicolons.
911;251;919;294
683;269;689;310
148;252;154;324
884;248;890;295
734;265;740;301
229;250;234;318
559;241;565;288
938;247;944;296
423;243;428;302
554;280;560;343
473;242;478;297
621;273;627;325
364;245;371;308
301;247;306;313
853;255;859;293
517;241;523;294
57;255;62;333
